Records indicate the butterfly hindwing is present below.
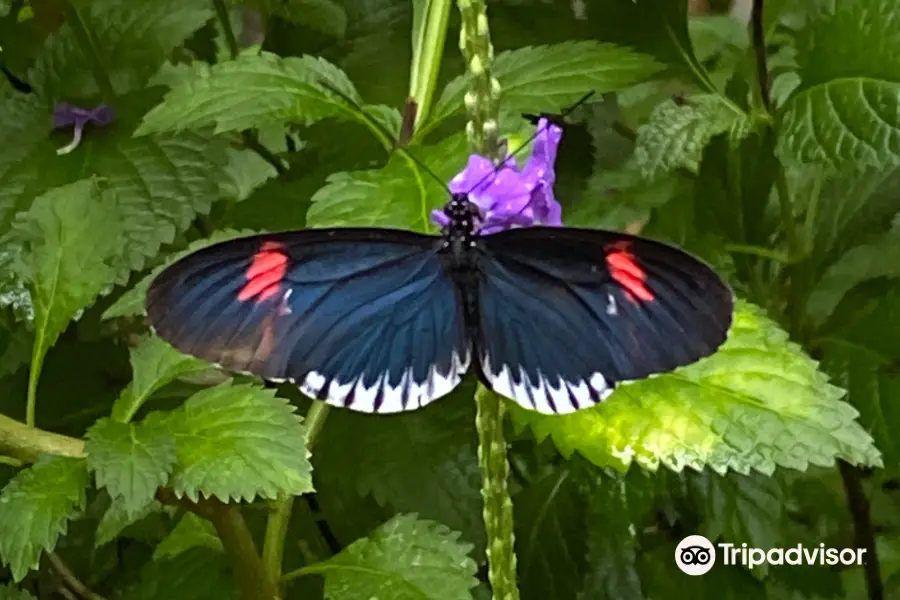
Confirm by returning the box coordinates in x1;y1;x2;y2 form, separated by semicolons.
474;227;734;414
146;229;471;413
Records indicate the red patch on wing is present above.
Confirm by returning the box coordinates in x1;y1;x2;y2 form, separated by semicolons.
238;241;289;303
605;241;654;303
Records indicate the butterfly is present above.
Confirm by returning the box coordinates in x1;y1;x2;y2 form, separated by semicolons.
145;194;733;415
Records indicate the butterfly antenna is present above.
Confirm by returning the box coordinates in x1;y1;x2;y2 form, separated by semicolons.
316;79;451;196
465;89;597;195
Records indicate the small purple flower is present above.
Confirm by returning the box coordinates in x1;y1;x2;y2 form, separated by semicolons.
52;102;115;155
432;118;563;234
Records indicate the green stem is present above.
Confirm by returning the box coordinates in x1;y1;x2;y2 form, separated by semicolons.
475;387;518;600
0;413;85;461
776;166;798;258
409;0;453;132
262;401;331;585
213;0;240;58
62;0;115;101
456;0;502;161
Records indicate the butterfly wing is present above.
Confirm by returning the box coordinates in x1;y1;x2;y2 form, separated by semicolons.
146;229;471;413
474;227;733;414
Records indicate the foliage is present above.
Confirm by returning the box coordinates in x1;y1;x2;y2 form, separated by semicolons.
0;0;897;599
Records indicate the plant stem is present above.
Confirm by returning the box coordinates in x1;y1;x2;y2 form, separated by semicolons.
262;401;331;585
475;387;518;600
213;0;240;59
0;413;85;461
750;0;771;111
48;552;107;600
838;461;883;600
409;0;453;131
62;0;115;101
456;0;502;160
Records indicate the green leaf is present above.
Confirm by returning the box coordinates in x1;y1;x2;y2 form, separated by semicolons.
515;468;588;600
301;514;478;600
634;95;748;179
308;132;468;232
102;228;259;319
805;232;900;328
509;300;882;476
111;335;209;423
95;497;163;548
689;470;785;550
0;583;36;600
153;513;222;560
127;548;234;600
12;180;120;399
429;41;662;131
777;0;900;171
158;382;313;502
85;418;177;518
0;456;89;581
136;51;390;139
35;0;213;97
313;391;484;554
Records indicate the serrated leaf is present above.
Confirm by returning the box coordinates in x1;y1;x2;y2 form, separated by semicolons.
136;51;390;136
509;300;882;476
111;335;209;422
301;514;478;600
689;470;785;550
634;95;748;179
102;228;259;319
158;383;313;502
515;468;588;600
308;131;468;232
85;418;177;518
428;41;662;132
805;232;900;328
0;456;88;581
153;512;222;560
0;93;232;286
777;0;900;171
12;180;120;391
0;583;36;600
127;548;234;600
95;497;163;547
313;391;484;553
34;0;213;98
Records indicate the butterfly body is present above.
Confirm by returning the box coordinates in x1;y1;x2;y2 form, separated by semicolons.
147;195;733;415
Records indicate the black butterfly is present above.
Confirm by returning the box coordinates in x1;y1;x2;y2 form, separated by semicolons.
146;193;733;415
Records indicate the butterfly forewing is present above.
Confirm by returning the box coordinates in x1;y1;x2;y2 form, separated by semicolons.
146;229;471;414
474;227;733;414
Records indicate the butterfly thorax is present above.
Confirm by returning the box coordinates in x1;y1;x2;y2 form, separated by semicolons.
440;193;481;268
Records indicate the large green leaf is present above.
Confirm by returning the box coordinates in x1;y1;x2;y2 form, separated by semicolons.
0;456;89;581
11;180;120;398
36;0;213;98
509;300;881;475
85;418;177;519
778;0;900;171
110;335;209;423
308;131;468;232
428;41;662;132
127;548;234;600
300;514;478;600
156;382;313;502
313;391;484;554
136;51;392;139
633;95;749;179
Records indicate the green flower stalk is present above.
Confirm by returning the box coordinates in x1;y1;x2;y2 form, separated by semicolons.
456;3;519;598
457;0;503;162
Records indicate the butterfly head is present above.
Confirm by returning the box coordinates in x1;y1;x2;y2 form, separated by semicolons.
440;193;481;248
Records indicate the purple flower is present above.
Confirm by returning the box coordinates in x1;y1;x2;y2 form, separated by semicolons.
52;102;115;155
432;117;563;234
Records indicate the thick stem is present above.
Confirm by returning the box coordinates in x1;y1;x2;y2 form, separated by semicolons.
750;0;770;111
262;401;331;585
0;413;85;461
839;462;883;600
475;387;519;600
213;0;240;58
409;0;453;131
62;0;115;100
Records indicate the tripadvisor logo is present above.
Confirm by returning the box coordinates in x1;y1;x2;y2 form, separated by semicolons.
675;536;868;575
